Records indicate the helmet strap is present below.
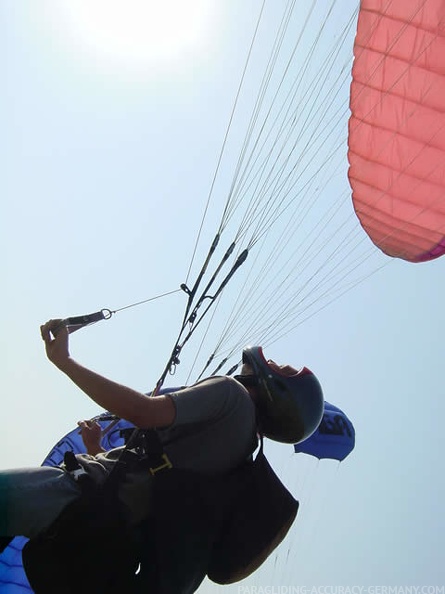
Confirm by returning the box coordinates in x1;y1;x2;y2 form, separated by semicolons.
234;374;258;388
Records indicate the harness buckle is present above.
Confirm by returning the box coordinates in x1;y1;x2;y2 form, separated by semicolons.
63;451;94;493
70;467;89;481
149;453;173;475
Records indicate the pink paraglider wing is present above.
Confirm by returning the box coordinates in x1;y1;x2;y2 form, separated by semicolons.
348;0;445;262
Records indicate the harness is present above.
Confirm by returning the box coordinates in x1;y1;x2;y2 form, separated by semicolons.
22;429;298;594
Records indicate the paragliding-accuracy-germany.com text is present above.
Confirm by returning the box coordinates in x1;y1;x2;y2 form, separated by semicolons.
237;587;445;594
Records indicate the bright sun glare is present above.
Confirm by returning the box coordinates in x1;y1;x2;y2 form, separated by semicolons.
55;0;217;67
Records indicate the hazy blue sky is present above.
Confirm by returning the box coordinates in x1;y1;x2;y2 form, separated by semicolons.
2;1;445;591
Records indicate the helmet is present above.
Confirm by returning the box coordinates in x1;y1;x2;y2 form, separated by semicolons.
241;346;324;444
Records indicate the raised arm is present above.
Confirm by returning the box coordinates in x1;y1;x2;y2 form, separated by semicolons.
40;320;175;429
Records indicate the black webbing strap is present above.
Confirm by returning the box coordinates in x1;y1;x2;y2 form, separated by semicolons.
103;427;173;495
142;430;173;475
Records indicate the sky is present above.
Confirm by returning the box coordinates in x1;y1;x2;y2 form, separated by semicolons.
2;0;445;591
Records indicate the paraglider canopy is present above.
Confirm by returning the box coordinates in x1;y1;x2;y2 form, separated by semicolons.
294;401;355;461
348;0;445;263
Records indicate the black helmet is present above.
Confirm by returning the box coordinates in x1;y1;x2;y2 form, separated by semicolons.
242;346;324;444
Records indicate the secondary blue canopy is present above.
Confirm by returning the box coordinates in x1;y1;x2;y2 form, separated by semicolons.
294;401;355;461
